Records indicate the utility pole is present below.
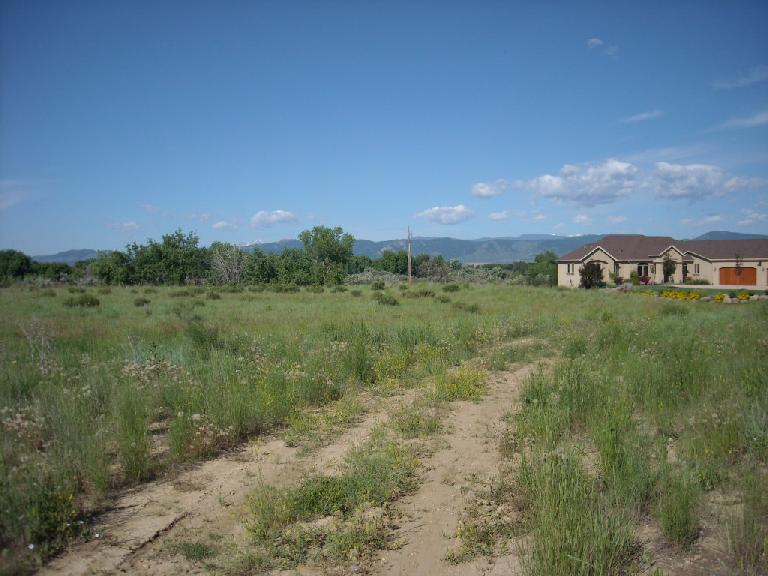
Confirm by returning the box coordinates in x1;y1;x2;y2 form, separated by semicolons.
407;226;413;286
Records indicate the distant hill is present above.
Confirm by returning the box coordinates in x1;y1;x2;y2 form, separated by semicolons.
693;231;768;240
33;231;764;265
247;234;605;263
33;249;99;265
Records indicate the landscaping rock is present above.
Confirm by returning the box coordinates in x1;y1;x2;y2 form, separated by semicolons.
699;296;712;302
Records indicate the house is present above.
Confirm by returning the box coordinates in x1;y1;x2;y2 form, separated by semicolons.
557;234;768;288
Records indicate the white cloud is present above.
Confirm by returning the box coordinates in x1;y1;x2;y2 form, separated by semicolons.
514;159;639;206
607;215;627;224
514;159;766;206
212;220;238;230
110;221;141;232
573;214;592;225
652;162;766;201
720;110;768;129
250;209;298;228
738;209;768;226
586;38;604;48
472;180;508;198
417;204;474;225
554;223;565;230
141;203;161;215
620;109;662;124
532;211;546;221
713;65;768;89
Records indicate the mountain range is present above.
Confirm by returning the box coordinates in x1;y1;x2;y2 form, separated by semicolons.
32;231;768;266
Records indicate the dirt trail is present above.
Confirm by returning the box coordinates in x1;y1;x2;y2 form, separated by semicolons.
39;391;415;576
372;363;538;576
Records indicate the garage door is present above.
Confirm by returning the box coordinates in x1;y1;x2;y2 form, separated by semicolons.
719;267;757;286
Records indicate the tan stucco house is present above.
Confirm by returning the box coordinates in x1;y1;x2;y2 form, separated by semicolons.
557;235;768;289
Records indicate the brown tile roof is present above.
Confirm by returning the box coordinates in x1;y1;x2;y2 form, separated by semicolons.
558;235;675;261
558;235;768;262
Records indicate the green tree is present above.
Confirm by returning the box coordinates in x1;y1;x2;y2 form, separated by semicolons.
375;250;408;274
579;261;604;289
298;226;354;285
662;257;676;283
529;251;558;286
90;251;131;285
0;249;32;279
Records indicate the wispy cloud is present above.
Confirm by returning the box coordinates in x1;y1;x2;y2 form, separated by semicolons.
586;37;618;57
141;203;161;215
737;209;768;226
713;65;768;89
719;110;768;129
607;215;627;224
0;180;29;210
488;209;527;221
109;221;141;232
212;220;239;231
573;214;592;225
680;214;723;226
250;209;298;228
620;109;662;124
472;180;508;198
417;204;473;225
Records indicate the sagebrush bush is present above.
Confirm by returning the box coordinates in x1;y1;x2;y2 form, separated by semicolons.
442;283;460;293
133;297;151;306
373;292;398;306
63;294;99;307
371;281;385;291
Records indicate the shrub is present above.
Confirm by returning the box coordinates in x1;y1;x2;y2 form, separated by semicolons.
98;287;112;294
373;292;399;306
629;271;639;285
133;297;151;307
452;302;480;313
144;287;157;294
306;285;325;294
248;284;266;292
442;283;460;293
435;295;451;303
398;284;409;291
350;290;362;297
207;291;221;300
63;294;100;308
371;281;385;291
684;278;710;285
331;285;347;293
404;288;435;298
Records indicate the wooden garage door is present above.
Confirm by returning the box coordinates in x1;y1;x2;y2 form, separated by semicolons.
719;267;757;286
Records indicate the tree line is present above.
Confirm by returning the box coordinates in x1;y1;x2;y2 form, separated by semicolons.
0;226;558;286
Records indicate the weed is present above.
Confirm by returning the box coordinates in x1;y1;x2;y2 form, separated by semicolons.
174;541;217;561
433;365;486;401
656;465;699;545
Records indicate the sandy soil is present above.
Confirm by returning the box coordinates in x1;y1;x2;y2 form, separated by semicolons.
369;364;537;576
39;390;416;576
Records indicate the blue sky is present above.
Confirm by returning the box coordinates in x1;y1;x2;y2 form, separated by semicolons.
1;0;767;254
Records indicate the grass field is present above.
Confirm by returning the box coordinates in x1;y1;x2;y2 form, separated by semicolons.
1;283;766;574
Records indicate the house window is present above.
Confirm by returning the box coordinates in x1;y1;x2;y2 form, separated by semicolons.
567;263;574;274
694;263;700;274
651;264;656;274
637;263;649;277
